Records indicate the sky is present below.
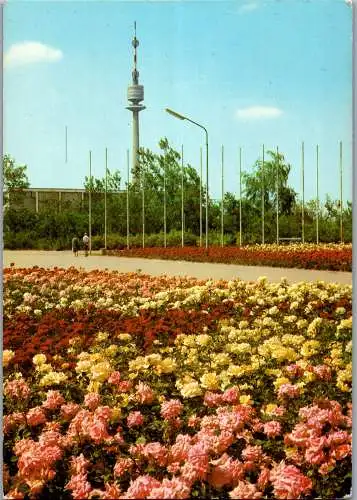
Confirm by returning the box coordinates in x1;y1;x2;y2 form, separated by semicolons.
4;0;353;202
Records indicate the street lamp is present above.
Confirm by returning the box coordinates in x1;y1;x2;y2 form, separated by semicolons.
165;108;209;249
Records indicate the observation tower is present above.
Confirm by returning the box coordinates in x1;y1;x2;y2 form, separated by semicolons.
126;22;145;181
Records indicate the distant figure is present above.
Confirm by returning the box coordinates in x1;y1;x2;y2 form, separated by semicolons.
72;236;79;256
83;233;90;257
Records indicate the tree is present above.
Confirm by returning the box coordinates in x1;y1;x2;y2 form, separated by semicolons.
3;154;30;206
242;150;297;216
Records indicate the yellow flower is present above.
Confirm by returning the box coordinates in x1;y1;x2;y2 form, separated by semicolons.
96;331;109;342
263;403;277;415
90;361;112;382
273;377;290;389
147;354;162;365
106;345;119;357
129;356;150;371
182;336;197;348
111;407;122;421
36;363;52;374
39;371;67;387
87;381;101;393
155;358;177;374
180;381;202;398
301;340;320;358
195;334;211;346
33;354;47;366
303;371;316;383
3;350;15;367
239;394;253;405
118;333;132;342
76;360;92;374
200;372;219;390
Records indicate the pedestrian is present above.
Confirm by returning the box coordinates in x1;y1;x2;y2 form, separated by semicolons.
72;236;79;256
83;233;90;256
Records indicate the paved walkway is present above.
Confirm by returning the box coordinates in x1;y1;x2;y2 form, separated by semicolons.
3;250;352;285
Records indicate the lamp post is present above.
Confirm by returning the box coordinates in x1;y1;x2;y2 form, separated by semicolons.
166;108;209;249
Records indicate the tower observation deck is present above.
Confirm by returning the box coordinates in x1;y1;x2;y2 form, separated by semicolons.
126;22;145;181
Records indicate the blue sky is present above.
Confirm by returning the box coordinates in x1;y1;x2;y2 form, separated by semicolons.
4;0;353;202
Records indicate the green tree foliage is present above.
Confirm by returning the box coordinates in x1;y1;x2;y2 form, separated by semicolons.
3;154;30;206
3;142;352;248
242;150;297;215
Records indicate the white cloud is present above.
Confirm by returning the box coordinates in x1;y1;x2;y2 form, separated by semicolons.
239;2;258;13
236;106;283;120
5;41;63;68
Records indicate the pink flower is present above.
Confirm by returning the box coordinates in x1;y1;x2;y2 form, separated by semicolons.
88;419;111;444
60;403;80;421
169;434;192;463
161;399;183;420
147;478;191;499
4;379;31;400
114;458;134;477
257;467;270;490
209;453;244;488
84;393;101;411
203;391;224;408
187;414;201;428
39;430;63;447
70;454;90;475
42;390;65;410
313;364;332;381
127;411;144;428
331;443;351;460
285;364;304;378
26;407;47;427
94;406;112;423
263;420;282;438
135;382;154;404
103;483;122;500
222;386;240;404
270;462;312;499
122;475;161;499
65;473;92;500
143;442;168;466
118;380;133;392
108;371;121;385
278;383;300;399
241;445;264;463
229;480;263;499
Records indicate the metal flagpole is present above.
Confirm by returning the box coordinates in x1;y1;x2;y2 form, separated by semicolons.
127;149;130;249
181;144;184;247
221;145;224;247
262;144;265;244
142;158;145;249
316;145;319;244
239;147;242;247
89;150;92;255
199;147;203;247
164;156;167;248
276;146;279;245
340;141;343;243
65;126;68;163
301;141;305;244
104;148;108;250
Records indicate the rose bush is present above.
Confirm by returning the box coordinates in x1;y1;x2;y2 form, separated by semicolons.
107;243;352;271
3;268;352;499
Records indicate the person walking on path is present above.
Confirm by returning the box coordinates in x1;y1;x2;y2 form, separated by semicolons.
83;233;90;257
72;236;80;256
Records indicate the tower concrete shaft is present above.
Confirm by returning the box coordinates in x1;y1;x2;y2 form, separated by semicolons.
126;22;145;183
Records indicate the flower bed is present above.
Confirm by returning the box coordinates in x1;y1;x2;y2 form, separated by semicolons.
3;267;352;499
107;243;352;272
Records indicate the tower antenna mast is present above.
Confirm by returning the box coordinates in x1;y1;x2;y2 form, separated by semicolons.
126;21;145;182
